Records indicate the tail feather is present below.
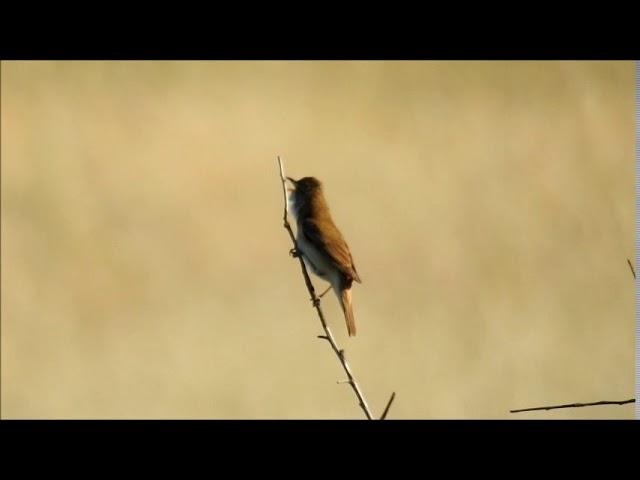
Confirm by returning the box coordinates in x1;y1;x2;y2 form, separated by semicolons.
339;288;356;337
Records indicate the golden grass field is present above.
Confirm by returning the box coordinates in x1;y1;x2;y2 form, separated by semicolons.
1;61;635;419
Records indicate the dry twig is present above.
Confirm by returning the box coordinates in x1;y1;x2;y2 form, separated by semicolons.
380;392;397;420
510;259;637;414
627;258;636;279
510;398;635;413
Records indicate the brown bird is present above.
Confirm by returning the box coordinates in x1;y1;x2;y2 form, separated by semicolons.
286;176;362;336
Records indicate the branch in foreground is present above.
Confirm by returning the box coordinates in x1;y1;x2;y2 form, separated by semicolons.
380;392;396;420
511;260;637;415
278;156;393;420
510;398;635;414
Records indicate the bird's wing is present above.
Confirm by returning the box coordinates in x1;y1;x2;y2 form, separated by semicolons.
301;218;361;283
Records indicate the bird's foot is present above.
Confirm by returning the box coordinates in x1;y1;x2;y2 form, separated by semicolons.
318;286;332;298
289;248;302;258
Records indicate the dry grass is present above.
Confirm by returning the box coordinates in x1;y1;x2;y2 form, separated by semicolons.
1;61;635;418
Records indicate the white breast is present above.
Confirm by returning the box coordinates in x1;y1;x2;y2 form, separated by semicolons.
289;192;339;287
296;229;341;288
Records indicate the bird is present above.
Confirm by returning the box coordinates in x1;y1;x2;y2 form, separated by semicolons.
286;176;362;336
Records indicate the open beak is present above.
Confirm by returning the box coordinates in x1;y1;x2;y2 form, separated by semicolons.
286;177;297;192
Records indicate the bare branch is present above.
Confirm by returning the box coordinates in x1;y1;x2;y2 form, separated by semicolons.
278;156;383;420
510;259;637;415
380;392;396;420
510;398;635;414
627;258;636;279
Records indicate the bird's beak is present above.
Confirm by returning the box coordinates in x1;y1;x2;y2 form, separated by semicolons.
286;177;297;192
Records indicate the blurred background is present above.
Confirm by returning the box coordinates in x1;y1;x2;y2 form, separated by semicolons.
1;61;635;419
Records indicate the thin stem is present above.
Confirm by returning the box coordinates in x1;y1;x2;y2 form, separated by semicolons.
510;398;635;414
380;392;397;420
510;259;637;415
627;258;636;279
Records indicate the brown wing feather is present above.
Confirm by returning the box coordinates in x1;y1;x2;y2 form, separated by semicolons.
302;218;361;283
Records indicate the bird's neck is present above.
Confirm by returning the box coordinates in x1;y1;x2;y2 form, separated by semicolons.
291;192;331;223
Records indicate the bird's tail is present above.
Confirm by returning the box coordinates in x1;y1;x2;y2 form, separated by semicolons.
339;287;356;337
